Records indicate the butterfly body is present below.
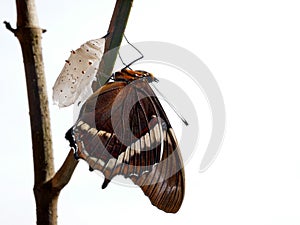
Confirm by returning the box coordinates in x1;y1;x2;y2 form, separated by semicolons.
66;68;185;213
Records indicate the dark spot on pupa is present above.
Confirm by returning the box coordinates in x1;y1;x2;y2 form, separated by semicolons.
71;50;76;54
82;71;85;74
86;49;89;52
60;90;63;92
88;61;92;65
79;59;82;62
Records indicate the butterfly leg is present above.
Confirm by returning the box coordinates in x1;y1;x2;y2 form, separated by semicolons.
65;127;79;160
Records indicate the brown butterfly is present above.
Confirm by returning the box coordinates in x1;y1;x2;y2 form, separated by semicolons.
66;68;185;213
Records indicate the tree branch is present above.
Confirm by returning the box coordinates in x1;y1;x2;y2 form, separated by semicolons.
9;0;56;224
6;0;134;224
14;0;54;183
51;150;79;191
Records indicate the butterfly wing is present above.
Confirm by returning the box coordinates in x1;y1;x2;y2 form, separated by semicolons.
67;78;185;213
125;79;185;213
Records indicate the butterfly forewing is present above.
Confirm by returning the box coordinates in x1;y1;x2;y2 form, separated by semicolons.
67;69;185;213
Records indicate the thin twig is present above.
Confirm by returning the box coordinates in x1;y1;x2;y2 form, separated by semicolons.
51;150;79;191
3;21;16;34
94;0;134;89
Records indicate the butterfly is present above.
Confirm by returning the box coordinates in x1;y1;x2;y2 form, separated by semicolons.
52;37;106;108
66;68;185;213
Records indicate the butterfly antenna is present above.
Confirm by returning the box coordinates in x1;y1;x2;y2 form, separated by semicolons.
118;52;131;69
150;84;189;126
119;34;144;69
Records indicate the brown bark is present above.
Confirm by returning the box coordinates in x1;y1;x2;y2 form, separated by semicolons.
4;0;133;224
13;0;56;224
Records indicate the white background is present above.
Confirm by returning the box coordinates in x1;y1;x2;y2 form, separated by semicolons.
1;0;300;224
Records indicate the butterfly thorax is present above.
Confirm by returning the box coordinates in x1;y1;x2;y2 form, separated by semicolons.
113;68;156;83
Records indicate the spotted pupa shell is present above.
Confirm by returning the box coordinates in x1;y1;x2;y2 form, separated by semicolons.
52;37;105;108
